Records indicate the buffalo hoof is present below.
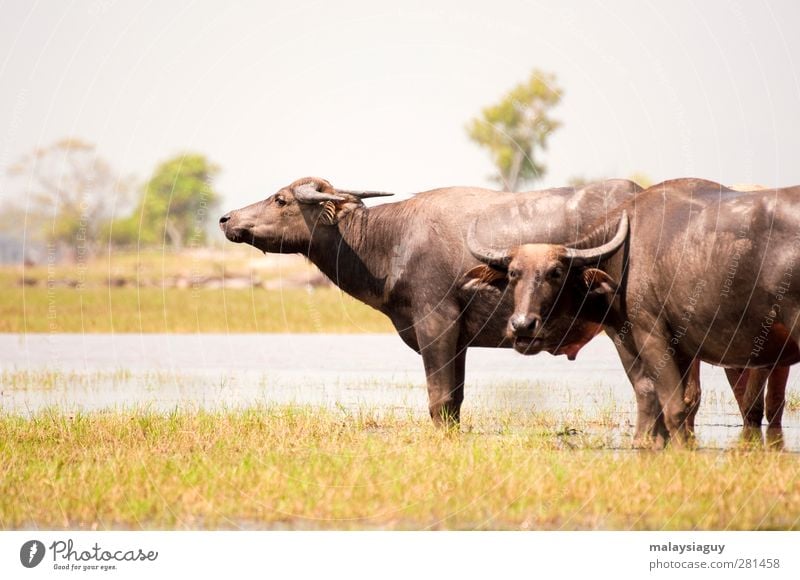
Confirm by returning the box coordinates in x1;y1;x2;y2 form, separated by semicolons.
632;434;667;451
765;427;785;451
739;425;765;447
429;406;461;430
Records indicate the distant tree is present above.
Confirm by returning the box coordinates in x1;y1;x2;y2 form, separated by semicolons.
109;153;221;249
8;139;129;256
0;201;43;263
466;69;563;191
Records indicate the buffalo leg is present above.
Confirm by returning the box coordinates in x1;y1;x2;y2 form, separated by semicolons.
765;366;789;428
417;313;464;426
452;346;467;418
684;359;702;435
634;381;670;449
611;335;669;448
742;369;767;426
621;333;694;447
654;356;695;447
724;367;750;421
739;424;765;446
725;366;788;429
725;368;766;427
765;425;785;450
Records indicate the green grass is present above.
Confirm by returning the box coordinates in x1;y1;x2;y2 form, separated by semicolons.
0;286;392;333
0;249;393;333
1;407;798;530
0;369;133;390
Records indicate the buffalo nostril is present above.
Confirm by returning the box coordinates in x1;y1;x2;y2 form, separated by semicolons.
527;317;540;333
510;314;541;334
510;314;527;333
219;214;231;225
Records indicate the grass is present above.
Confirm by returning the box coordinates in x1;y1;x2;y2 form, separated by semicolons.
0;369;217;392
3;250;797;530
0;286;392;333
0;249;393;333
0;369;133;390
1;406;799;530
0;247;292;288
787;391;800;412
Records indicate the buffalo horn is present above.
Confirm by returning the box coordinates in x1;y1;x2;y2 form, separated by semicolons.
466;220;512;269
294;183;346;204
564;211;629;264
337;189;394;199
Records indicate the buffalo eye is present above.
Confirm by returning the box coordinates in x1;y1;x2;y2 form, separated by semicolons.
508;269;521;283
275;195;287;207
547;266;564;281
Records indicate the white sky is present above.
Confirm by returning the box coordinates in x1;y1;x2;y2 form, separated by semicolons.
1;0;800;210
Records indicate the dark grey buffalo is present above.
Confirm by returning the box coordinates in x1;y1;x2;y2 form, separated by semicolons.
467;178;799;446
220;176;641;424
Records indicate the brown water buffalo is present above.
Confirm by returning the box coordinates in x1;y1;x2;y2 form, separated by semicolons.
722;185;791;430
724;367;787;428
467;178;799;446
723;185;790;431
220;176;642;424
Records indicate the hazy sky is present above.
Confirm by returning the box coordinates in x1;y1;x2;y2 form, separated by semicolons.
2;0;800;210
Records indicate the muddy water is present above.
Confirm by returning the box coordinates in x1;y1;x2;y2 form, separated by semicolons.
1;333;798;449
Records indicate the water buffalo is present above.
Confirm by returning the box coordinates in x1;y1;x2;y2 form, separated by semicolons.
219;176;642;424
467;178;799;446
724;367;788;430
723;184;791;430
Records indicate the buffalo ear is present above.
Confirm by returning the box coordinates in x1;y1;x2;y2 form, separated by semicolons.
581;268;618;295
318;199;362;226
463;264;508;291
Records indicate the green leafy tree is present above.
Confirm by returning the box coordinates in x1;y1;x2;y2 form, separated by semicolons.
8;139;130;255
466;69;563;191
110;154;221;249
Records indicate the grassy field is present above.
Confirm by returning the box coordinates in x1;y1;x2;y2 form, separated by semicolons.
0;249;392;333
0;286;392;333
1;406;798;530
3;251;798;531
1;248;279;288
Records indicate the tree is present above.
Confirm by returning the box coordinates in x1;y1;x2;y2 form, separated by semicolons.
8;139;129;256
109;153;221;249
466;69;563;191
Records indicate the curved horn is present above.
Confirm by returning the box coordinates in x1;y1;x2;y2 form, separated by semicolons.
466;220;512;269
294;183;346;204
564;211;629;264
337;189;395;199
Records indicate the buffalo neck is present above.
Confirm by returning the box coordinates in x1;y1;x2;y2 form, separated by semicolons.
582;244;630;331
303;205;400;309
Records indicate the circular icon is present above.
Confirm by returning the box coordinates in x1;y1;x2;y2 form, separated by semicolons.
20;540;46;568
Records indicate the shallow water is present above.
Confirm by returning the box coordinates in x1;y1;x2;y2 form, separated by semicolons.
1;333;798;450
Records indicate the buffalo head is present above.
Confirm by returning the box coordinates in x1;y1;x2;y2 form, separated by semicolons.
219;177;393;253
465;212;628;358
